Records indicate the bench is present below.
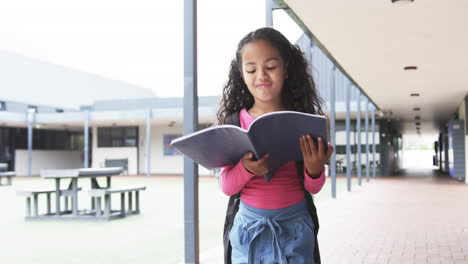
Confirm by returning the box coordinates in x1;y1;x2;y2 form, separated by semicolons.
89;186;146;220
105;159;128;175
16;187;82;217
0;171;15;186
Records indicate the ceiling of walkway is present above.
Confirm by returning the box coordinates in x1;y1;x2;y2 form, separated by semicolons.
283;0;468;135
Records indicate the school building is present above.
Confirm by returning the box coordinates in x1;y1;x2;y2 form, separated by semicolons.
0;28;466;181
0;94;380;177
0;95;217;176
1;88;465;181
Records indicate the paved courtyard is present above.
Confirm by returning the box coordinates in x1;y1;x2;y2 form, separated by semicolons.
317;169;468;264
1;169;467;264
201;169;468;264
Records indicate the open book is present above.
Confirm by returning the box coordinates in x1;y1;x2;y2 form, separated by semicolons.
171;111;328;182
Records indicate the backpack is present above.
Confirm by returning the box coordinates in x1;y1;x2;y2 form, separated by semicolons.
222;112;321;264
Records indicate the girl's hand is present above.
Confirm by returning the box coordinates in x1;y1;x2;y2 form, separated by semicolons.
242;152;270;176
300;135;334;178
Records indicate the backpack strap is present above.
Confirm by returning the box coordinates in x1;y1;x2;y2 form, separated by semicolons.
295;161;321;263
225;112;240;127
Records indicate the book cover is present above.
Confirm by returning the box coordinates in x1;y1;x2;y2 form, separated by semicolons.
171;111;328;182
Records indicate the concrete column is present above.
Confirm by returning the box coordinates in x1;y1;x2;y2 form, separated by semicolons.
365;99;370;182
265;0;284;27
357;92;362;185
26;108;36;177
266;0;274;27
330;66;337;198
345;82;351;191
83;110;90;168
372;108;377;178
184;0;199;262
145;109;152;177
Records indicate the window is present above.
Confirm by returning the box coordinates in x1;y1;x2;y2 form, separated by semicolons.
98;127;138;147
27;105;38;113
15;128;28;149
70;134;84;150
0;101;6;111
163;134;181;156
14;128;80;150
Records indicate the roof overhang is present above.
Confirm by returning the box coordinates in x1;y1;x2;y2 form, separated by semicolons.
281;0;468;135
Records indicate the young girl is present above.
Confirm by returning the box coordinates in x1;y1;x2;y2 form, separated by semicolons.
217;27;333;264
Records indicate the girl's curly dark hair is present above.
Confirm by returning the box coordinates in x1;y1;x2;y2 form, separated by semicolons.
216;27;324;124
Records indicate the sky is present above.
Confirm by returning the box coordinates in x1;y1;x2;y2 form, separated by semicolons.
0;0;303;99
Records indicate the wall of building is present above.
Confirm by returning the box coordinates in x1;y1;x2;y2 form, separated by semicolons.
334;123;382;174
334;119;400;176
14;149;82;176
379;120;401;176
448;120;465;180
91;127;138;175
466;96;468;184
137;124;213;176
89;124;216;176
138;123;148;174
457;96;468;183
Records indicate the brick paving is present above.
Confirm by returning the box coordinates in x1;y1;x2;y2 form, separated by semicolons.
201;169;468;264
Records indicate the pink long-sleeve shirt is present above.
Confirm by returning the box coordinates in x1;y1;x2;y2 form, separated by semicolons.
219;108;326;209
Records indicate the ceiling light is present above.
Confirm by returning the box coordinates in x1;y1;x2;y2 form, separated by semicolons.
392;0;414;2
413;107;421;111
404;66;418;70
415;116;421;120
378;110;393;118
416;122;421;126
410;93;420;97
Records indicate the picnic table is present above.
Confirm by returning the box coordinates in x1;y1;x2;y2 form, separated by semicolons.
17;167;146;221
0;171;15;186
0;163;15;186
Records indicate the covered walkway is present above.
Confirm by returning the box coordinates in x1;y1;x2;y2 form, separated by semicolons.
201;171;468;263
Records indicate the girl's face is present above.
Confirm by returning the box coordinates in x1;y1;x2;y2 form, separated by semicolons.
240;40;287;106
